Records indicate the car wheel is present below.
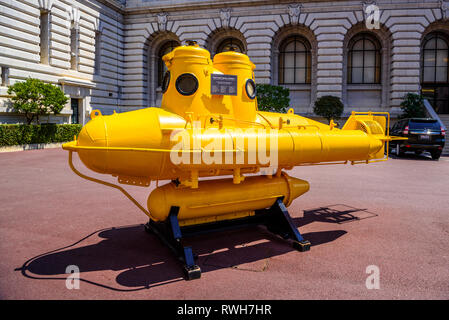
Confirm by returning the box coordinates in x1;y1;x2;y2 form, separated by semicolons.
430;150;441;160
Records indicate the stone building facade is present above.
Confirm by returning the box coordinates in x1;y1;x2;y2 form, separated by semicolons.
0;0;448;125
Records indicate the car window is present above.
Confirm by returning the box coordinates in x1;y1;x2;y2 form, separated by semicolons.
409;120;440;130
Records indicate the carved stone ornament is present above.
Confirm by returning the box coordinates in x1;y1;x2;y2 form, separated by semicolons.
288;4;302;25
157;13;168;31
38;0;54;11
219;8;231;28
66;6;80;29
441;1;449;19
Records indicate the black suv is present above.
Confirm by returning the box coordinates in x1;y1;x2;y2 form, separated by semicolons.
389;118;445;160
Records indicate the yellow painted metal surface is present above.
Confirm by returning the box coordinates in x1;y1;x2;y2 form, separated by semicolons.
62;108;391;179
147;173;309;222
63;43;397;224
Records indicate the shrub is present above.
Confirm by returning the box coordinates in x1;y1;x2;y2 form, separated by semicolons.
0;124;82;147
399;93;426;118
256;84;290;113
313;95;344;122
7;78;68;125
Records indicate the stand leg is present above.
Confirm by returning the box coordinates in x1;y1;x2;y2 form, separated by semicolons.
266;198;311;252
144;206;201;280
168;207;201;280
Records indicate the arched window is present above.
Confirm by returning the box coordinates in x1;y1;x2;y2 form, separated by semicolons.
278;36;311;84
347;34;381;84
158;40;179;87
216;38;245;54
422;33;449;83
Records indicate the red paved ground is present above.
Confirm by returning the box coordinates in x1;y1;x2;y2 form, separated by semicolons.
0;148;448;299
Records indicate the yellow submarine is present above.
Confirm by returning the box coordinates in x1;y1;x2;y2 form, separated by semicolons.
63;40;396;279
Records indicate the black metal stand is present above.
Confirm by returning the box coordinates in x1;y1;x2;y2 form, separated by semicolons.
144;197;310;280
264;198;312;252
144;206;201;280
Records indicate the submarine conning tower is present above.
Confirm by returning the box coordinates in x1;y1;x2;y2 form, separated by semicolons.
161;40;258;127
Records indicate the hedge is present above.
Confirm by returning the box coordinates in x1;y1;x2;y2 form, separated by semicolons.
0;124;82;147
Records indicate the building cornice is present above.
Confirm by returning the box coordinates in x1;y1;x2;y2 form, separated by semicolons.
124;0;337;14
122;0;439;16
82;0;447;20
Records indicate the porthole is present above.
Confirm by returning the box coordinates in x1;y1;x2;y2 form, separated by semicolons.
175;73;198;96
161;71;170;93
245;79;256;99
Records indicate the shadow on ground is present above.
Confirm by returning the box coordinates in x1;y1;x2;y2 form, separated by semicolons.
16;204;374;291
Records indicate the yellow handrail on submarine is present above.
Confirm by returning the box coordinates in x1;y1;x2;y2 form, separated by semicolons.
63;41;404;226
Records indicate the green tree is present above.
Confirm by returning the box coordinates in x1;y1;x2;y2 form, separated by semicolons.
313;95;344;122
7;78;68;125
399;93;426;119
256;84;290;113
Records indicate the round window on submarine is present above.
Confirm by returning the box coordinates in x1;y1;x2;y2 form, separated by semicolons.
162;71;170;93
245;79;256;99
175;73;198;96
